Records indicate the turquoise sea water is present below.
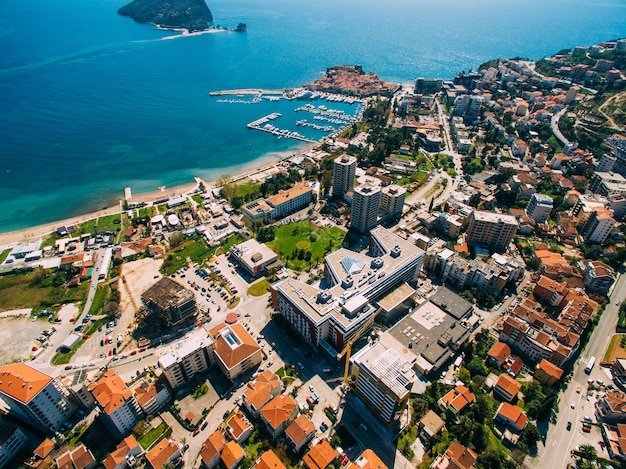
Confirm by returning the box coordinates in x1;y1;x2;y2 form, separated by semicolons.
0;0;625;233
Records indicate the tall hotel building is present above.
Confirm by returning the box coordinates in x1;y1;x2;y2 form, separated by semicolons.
332;154;357;198
465;210;518;253
0;364;76;434
271;227;424;353
351;184;382;234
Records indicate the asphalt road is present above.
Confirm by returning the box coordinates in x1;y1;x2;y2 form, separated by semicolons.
531;272;626;468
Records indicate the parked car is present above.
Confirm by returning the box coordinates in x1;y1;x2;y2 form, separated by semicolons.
566;421;572;431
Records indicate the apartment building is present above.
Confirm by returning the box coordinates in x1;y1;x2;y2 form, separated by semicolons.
146;439;182;469
423;247;523;295
350;341;415;424
242;185;313;225
332;154;357;198
589;171;626;197
199;431;225;469
271;227;424;352
260;395;298;439
350;184;382;234
133;381;171;416
578;260;616;296
242;371;282;418
103;436;143;469
208;323;262;381
578;208;615;244
500;284;596;367
526;193;553;223
464;210;518;253
285;415;316;452
227;412;254;444
157;327;215;390
0;424;27;469
0;363;76;434
89;370;143;437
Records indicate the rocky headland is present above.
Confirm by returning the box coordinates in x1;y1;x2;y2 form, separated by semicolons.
118;0;214;32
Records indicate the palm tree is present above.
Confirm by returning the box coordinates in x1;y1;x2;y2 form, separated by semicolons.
578;443;597;461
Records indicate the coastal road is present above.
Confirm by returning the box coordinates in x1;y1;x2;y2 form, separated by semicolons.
530;272;626;468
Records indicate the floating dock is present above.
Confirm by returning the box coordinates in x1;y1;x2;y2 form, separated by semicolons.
247;113;317;143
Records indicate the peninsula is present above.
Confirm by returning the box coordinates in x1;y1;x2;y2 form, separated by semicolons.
117;0;213;32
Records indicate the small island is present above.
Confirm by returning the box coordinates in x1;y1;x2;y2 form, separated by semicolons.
232;22;247;32
117;0;214;32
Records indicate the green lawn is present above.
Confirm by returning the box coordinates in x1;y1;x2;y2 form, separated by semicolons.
397;170;429;188
0;270;89;312
191;194;203;204
89;285;110;316
139;423;168;450
267;221;345;271
0;249;10;264
52;338;86;365
160;234;246;276
160;236;212;275
248;279;270;296
76;213;122;235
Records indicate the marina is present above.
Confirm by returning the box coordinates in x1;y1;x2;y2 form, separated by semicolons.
212;89;365;144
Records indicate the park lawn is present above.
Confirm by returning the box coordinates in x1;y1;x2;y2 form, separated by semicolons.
191;194;203;204
267;221;345;271
248;279;270;296
0;271;89;312
77;213;122;235
0;249;10;264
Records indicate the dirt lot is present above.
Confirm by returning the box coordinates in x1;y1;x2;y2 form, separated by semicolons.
0;316;49;365
119;257;163;318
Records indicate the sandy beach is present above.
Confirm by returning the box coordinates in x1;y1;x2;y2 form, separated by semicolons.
0;143;314;248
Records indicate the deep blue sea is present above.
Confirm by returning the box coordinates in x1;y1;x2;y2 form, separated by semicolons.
1;0;625;233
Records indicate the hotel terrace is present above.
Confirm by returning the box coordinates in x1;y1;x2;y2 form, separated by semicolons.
271;227;424;353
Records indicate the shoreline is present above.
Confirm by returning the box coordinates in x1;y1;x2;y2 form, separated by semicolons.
0;143;311;248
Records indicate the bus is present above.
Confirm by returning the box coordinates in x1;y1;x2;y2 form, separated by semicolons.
584;356;596;374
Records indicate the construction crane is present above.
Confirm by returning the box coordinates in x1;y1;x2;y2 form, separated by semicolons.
337;307;382;384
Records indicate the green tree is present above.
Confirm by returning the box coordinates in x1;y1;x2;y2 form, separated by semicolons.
520;423;541;448
169;232;184;248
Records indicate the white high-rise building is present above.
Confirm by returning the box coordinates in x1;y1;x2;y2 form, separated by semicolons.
380;184;406;220
332;154;357;198
526;193;553;223
0;364;76;434
351;184;381;234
